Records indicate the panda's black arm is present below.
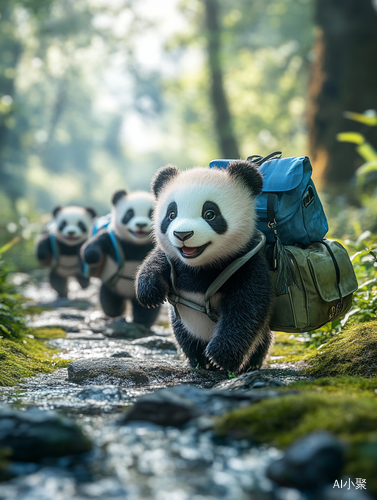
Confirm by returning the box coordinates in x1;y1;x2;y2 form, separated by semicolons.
36;234;52;262
81;231;112;264
136;247;171;308
205;255;273;373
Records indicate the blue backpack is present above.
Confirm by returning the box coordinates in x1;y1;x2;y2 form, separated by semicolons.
209;151;328;247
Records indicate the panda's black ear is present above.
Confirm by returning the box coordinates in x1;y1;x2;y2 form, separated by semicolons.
85;207;97;218
151;165;179;198
112;189;127;206
227;160;263;196
52;206;62;218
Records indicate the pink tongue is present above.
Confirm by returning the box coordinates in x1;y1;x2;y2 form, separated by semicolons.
182;246;198;255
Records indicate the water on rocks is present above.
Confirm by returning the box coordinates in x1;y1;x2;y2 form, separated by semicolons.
0;274;316;500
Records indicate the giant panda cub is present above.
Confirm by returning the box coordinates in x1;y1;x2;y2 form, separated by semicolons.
136;161;274;373
82;190;160;328
36;206;97;297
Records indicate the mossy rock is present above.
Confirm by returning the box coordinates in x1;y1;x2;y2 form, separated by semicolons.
303;320;377;377
0;333;69;386
215;390;377;494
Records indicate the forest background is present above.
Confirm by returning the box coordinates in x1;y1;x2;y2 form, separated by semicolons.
1;0;377;272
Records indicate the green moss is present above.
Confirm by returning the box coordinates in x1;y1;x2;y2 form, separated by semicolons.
268;331;315;364
0;334;70;386
216;392;377;447
303;321;377;377
289;375;377;399
32;327;66;340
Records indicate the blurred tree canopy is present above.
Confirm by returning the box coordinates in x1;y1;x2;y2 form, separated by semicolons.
1;0;376;226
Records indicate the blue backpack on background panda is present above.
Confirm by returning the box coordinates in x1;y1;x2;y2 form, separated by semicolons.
209;151;328;246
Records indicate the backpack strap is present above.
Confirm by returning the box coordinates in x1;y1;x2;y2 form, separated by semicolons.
167;231;266;323
108;230;124;267
247;151;282;166
49;234;59;264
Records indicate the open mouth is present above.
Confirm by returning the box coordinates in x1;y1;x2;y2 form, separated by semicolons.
65;235;80;242
130;230;150;238
178;242;211;259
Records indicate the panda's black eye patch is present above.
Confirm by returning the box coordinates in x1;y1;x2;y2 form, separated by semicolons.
202;201;227;234
161;201;177;234
122;209;134;225
58;220;67;232
78;221;87;233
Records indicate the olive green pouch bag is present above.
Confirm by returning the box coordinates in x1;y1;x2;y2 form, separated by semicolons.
269;239;358;333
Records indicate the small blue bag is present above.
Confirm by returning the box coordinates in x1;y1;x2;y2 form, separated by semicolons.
209;152;328;247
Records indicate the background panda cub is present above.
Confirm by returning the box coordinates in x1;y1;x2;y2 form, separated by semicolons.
36;206;97;298
136;161;274;373
82;190;160;328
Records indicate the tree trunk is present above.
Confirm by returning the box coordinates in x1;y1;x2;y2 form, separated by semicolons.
308;0;377;189
203;0;240;159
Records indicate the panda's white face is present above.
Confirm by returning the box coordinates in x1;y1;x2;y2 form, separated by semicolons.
154;168;258;268
53;207;94;246
110;191;154;244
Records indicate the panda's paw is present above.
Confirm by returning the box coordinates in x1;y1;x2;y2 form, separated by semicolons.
205;342;241;374
136;277;168;308
84;246;102;264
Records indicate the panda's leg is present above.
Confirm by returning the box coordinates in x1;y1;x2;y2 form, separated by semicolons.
131;298;160;328
76;274;90;290
50;269;68;298
172;317;209;369
242;325;275;372
99;284;125;317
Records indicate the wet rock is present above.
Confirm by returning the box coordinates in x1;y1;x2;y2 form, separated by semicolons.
67;358;227;388
131;336;177;351
121;384;289;421
60;312;85;320
76;386;123;402
122;387;202;426
104;318;152;339
267;431;345;491
213;370;285;390
0;406;92;462
110;351;133;358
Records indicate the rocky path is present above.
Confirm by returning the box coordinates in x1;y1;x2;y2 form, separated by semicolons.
0;276;316;500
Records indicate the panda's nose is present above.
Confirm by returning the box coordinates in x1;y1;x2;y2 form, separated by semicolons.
67;230;76;236
136;223;147;229
174;231;194;242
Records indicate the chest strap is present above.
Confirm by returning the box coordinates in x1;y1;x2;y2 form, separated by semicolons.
167;231;266;323
105;230;134;289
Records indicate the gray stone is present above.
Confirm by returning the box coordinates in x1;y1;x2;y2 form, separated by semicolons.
0;406;92;462
267;431;345;491
110;351;133;358
67;358;227;388
104;319;152;339
121;387;202;426
131;336;177;351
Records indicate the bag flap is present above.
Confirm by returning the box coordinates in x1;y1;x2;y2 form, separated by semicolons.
307;241;358;302
259;156;310;193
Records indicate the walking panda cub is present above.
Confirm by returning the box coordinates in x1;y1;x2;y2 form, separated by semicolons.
36;206;97;297
82;190;160;328
136;161;274;373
